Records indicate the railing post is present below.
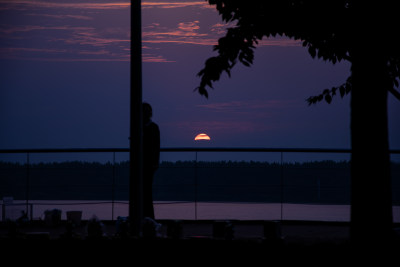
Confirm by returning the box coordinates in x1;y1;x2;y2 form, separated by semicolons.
112;152;116;221
26;152;30;218
195;151;198;220
280;152;284;221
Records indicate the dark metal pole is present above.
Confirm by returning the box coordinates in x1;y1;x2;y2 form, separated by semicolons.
26;152;30;217
112;152;115;221
194;151;198;220
130;0;143;237
280;152;283;221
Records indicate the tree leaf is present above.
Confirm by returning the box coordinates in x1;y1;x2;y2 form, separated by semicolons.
331;87;337;96
325;94;332;104
345;85;351;94
339;86;345;97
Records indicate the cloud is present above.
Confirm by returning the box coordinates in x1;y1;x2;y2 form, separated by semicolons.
0;1;210;10
165;120;266;134
27;13;93;20
197;100;299;113
196;101;246;112
0;1;130;10
142;38;217;46
0;25;94;34
0;1;214;61
210;23;229;35
142;1;211;9
141;17;300;48
143;53;175;62
0;47;67;60
61;32;129;48
177;21;200;32
0;0;301;62
258;38;302;47
143;20;212;46
0;21;130;61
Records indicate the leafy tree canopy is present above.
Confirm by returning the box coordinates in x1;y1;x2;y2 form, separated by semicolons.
196;0;400;103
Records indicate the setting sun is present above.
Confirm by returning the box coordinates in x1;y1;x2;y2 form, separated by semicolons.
194;133;211;141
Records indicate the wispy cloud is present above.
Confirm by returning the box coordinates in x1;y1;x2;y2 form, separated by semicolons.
142;38;217;46
258;38;302;47
197;101;246;112
61;32;129;48
197;100;299;113
0;0;300;62
0;1;209;10
178;21;200;32
0;25;94;34
143;20;215;46
143;53;175;62
210;23;229;35
0;20;130;61
142;1;211;9
0;47;67;59
0;1;130;10
27;13;93;20
166;120;266;134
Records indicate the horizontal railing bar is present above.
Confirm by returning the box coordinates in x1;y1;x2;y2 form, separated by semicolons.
0;147;399;154
0;148;129;153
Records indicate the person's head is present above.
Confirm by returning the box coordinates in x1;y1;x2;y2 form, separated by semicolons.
143;102;152;122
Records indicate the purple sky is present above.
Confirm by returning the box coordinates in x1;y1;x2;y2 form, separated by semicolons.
0;0;399;154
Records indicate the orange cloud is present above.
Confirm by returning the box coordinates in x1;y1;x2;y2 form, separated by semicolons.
143;54;175;62
0;1;130;10
142;1;211;9
178;21;200;31
142;20;217;46
0;0;301;63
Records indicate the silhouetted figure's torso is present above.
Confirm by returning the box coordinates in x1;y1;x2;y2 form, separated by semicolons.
143;117;160;219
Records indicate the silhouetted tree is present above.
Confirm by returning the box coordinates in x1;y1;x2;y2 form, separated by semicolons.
196;0;400;244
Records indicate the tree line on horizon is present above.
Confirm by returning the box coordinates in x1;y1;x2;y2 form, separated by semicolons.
3;159;398;169
1;160;399;205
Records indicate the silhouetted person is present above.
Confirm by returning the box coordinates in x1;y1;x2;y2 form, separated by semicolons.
142;102;160;220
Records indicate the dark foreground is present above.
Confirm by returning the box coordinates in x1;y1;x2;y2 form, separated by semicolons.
1;219;399;265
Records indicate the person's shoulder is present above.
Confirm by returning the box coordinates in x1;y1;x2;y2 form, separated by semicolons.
149;122;159;131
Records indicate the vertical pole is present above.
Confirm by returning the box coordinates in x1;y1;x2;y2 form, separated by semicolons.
280;152;283;221
130;0;143;236
112;152;115;221
194;151;198;220
26;153;30;216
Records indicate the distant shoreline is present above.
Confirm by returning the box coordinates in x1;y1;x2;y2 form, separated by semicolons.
2;200;400;223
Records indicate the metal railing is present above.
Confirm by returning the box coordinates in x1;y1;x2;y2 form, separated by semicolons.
0;147;399;221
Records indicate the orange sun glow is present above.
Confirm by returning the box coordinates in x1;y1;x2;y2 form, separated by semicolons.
194;133;211;141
